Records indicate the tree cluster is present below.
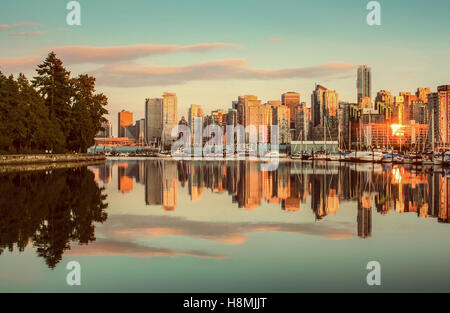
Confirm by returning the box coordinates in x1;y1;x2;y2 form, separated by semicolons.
0;52;108;154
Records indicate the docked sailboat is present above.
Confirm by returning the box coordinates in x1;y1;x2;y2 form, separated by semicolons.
347;151;383;162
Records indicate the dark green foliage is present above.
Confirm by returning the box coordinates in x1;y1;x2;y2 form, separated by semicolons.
67;74;108;152
0;52;108;154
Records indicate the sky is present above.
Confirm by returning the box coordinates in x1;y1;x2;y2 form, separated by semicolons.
1;0;449;131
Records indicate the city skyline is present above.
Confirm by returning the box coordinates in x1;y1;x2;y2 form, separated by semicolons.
1;0;449;128
101;79;448;152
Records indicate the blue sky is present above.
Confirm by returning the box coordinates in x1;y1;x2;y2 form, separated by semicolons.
1;0;449;127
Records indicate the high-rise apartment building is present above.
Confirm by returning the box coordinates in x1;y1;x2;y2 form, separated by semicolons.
145;98;163;145
236;95;260;126
357;65;372;104
227;108;238;126
311;84;338;127
323;89;339;117
428;85;450;149
188;104;204;132
273;105;290;144
375;90;394;106
399;92;419;122
311;84;327;127
162;92;178;147
374;90;393;120
135;118;145;142
144;93;178;147
416;88;431;104
294;103;308;141
118;110;133;137
282;92;300;128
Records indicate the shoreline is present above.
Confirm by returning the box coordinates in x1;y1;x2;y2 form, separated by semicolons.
0;159;106;174
0;154;106;166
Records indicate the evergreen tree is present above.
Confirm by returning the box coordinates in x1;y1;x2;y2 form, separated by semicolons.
0;52;108;154
16;74;65;152
32;52;72;152
68;74;108;152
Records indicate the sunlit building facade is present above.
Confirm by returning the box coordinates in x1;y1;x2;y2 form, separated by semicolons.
357;65;372;104
118;110;133;138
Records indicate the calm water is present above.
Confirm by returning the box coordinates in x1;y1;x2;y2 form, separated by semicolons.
0;159;449;292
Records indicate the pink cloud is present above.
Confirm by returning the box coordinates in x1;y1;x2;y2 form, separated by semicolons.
65;239;225;259
52;43;241;64
90;59;356;87
96;214;356;245
0;21;43;30
269;37;284;43
0;56;40;73
8;31;43;37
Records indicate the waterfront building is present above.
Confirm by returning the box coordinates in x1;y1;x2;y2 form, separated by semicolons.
162;92;178;149
145;98;163;145
131;118;145;143
227;108;238;126
311;84;338;127
311;84;327;127
236;95;260;126
273;105;291;144
188;104;204;133
357;65;372;104
310;85;339;141
282;92;301;128
294;104;306;141
394;95;405;124
360;121;428;150
416;87;431;104
375;90;394;107
428;85;450;150
399;92;419;122
411;100;428;124
118;110;133;138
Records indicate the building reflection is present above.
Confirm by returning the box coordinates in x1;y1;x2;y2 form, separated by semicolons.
97;160;450;238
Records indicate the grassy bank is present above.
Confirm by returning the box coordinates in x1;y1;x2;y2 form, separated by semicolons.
0;154;105;166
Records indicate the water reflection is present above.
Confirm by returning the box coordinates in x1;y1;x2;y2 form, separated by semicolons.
94;160;449;241
0;167;108;268
1;160;449;271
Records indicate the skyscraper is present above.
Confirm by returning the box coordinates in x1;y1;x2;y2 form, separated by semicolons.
357;65;372;104
416;87;431;104
118;110;133;138
273;105;290;144
188;104;204;129
145;98;163;145
374;90;394;120
162;92;178;148
236;95;260;126
311;84;337;127
281;92;300;128
311;84;327;127
428;85;450;149
323;90;338;117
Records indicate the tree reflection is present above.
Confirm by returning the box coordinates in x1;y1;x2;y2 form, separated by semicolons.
0;167;108;268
